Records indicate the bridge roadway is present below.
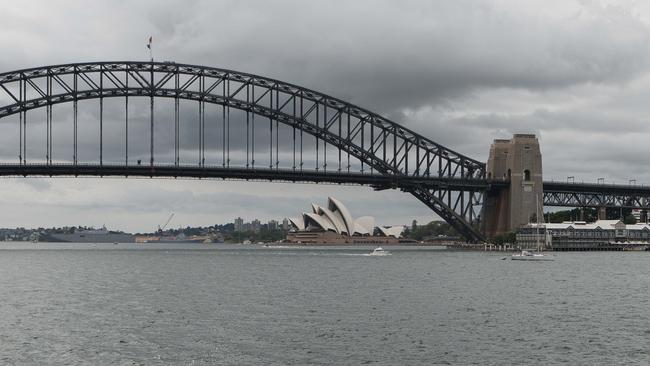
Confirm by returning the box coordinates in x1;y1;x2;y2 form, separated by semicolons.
0;163;489;191
542;181;650;209
3;164;650;209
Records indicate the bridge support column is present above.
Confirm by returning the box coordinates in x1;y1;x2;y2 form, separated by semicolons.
598;207;607;220
482;134;543;238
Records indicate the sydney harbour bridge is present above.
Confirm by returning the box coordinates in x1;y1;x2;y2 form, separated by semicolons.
1;61;649;242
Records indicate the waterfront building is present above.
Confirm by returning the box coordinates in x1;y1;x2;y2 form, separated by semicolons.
377;226;406;238
287;197;404;244
517;220;650;251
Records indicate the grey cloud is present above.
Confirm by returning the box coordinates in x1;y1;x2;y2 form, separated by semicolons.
164;0;650;113
4;1;649;111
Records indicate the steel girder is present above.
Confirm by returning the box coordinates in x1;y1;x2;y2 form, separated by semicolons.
0;163;490;189
544;186;650;210
0;61;488;242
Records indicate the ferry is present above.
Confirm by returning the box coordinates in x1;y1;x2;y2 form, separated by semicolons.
368;247;390;256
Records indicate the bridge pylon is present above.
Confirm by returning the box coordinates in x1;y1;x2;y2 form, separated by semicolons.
482;134;543;238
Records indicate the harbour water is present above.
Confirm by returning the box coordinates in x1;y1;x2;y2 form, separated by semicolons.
1;243;649;365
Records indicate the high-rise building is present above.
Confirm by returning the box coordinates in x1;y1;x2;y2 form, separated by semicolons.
251;219;261;233
234;217;244;232
282;218;289;230
268;220;278;230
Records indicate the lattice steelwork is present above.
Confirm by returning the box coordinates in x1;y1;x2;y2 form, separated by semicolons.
543;182;650;209
0;61;487;242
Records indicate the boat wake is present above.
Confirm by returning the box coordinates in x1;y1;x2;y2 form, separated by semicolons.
341;253;391;257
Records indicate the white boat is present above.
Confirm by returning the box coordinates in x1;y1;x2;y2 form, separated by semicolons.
511;195;553;261
368;247;390;256
511;250;552;261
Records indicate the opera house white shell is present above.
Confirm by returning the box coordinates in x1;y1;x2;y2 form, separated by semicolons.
289;197;403;238
377;225;405;238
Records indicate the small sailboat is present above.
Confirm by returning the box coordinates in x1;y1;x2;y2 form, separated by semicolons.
511;250;551;261
512;195;553;261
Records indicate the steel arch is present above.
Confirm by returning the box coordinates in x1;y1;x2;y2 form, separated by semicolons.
0;61;487;241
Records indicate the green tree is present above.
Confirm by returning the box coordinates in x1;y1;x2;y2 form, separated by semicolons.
624;214;637;225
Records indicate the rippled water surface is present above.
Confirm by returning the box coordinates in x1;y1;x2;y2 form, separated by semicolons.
1;243;650;365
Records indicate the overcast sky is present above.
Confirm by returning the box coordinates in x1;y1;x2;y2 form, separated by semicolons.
2;0;650;232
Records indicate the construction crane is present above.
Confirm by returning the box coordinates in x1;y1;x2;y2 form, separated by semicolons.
158;213;175;233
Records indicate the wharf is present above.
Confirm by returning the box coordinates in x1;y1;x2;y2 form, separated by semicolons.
446;243;517;251
549;241;650;251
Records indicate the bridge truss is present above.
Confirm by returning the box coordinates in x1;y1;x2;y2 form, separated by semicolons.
0;61;487;241
543;182;650;210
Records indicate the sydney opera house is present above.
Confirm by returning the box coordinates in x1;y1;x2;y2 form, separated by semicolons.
286;197;405;244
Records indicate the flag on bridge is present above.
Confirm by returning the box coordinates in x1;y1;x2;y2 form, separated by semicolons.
147;36;153;61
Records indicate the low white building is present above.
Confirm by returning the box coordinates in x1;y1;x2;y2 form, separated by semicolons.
517;220;650;251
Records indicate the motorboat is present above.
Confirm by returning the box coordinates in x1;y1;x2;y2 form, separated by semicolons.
511;250;552;261
368;247;390;256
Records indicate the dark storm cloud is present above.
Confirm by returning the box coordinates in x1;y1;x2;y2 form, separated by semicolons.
152;0;650;114
5;1;648;110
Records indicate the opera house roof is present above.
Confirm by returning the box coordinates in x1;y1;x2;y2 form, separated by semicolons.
289;197;404;238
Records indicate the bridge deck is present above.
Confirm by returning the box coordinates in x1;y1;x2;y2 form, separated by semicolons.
5;165;649;197
541;181;650;209
0;164;490;191
543;181;650;194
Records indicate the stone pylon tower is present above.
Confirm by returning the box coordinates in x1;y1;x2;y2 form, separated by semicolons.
482;134;543;238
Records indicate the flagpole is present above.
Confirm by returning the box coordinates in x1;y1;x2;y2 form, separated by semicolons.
147;36;153;62
146;36;154;167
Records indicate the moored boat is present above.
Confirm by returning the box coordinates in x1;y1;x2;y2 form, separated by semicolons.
511;250;552;261
511;195;553;261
